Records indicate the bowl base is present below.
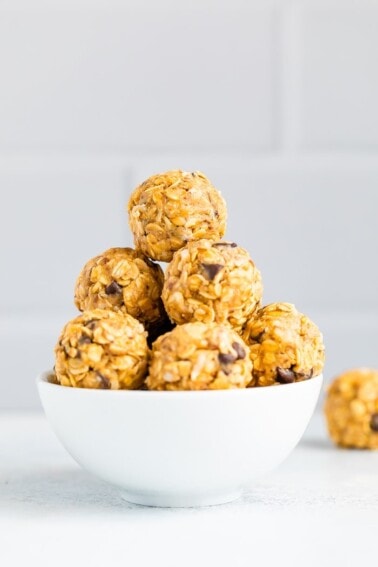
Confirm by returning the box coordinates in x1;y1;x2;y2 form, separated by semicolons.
120;489;242;508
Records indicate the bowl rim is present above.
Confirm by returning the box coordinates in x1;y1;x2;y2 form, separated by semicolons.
37;370;323;397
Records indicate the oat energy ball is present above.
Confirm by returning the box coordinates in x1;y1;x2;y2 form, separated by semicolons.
242;302;324;387
146;322;252;390
128;170;227;262
162;240;263;330
324;369;378;449
74;247;168;334
54;309;148;389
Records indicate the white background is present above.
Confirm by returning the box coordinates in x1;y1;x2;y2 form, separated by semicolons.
1;0;378;408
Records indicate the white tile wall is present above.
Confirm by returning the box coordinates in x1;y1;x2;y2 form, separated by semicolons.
299;2;378;149
1;0;378;408
217;163;378;312
0;2;276;151
0;315;65;409
0;164;131;315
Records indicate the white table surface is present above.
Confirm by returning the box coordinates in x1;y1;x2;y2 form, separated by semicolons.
1;410;377;567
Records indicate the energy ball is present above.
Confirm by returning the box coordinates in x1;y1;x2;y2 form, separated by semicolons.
324;368;378;449
128;170;227;262
54;309;148;390
74;247;168;336
162;239;263;331
242;302;324;387
146;322;252;390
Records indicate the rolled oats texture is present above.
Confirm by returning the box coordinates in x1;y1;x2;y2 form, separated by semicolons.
128;170;227;262
242;302;325;387
74;247;169;338
146;322;252;390
54;309;149;390
162;239;263;331
324;368;378;449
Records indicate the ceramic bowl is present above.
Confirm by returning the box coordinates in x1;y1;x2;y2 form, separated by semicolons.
37;371;322;507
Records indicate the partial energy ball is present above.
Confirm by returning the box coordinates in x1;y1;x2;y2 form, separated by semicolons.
146;322;252;390
162;240;263;331
324;368;378;449
128;170;227;262
74;247;168;335
242;302;324;387
54;309;148;389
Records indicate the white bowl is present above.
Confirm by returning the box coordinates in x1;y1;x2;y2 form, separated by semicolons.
37;371;322;507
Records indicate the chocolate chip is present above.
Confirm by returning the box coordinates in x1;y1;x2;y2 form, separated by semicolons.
370;413;378;432
97;373;110;389
78;335;92;345
218;353;237;365
201;263;224;280
232;342;246;360
105;281;122;295
276;367;295;384
85;320;97;330
219;352;238;374
212;242;237;248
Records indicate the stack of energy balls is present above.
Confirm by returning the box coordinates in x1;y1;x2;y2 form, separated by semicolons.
54;169;325;391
